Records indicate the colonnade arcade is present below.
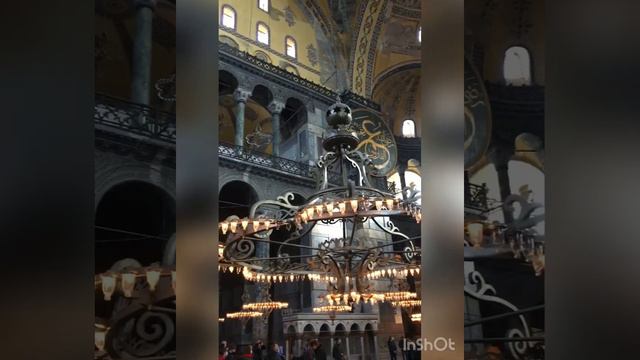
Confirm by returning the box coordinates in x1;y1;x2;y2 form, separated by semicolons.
283;317;379;360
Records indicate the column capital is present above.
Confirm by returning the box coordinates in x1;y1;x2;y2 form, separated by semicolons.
268;100;286;114
233;88;252;103
134;0;157;10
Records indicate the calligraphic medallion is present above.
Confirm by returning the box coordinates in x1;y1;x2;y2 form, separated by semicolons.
464;56;492;169
348;109;398;176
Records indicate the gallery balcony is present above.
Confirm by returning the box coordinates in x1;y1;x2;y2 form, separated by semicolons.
94;93;176;149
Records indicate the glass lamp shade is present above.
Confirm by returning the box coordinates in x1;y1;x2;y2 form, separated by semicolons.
350;199;359;212
95;327;107;351
467;222;484;247
101;274;116;301
338;202;347;214
121;272;137;298
146;268;161;291
220;222;229;234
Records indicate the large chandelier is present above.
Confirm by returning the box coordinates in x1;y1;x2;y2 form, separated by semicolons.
220;96;422;310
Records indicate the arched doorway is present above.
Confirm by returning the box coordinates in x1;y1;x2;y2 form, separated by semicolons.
95;181;175;273
319;324;331;358
349;323;361;359
364;324;377;360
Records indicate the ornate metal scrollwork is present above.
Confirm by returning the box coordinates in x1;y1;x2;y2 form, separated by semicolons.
465;270;539;360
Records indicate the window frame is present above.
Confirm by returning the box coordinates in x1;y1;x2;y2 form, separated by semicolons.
220;4;237;30
285;36;297;59
257;0;270;13
256;22;270;46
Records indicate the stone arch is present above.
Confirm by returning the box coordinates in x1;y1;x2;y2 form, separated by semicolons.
219;69;239;95
303;323;316;337
218;180;260;220
251;84;274;108
95;180;175;273
95;161;175;209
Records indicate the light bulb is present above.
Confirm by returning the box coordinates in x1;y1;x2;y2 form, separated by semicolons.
264;219;271;229
338;202;347;214
386;198;394;210
375;199;383;211
229;220;238;233
326;202;334;213
350;199;358;212
306;207;315;220
300;211;308;223
467;222;484;247
101;273;116;301
121;272;136;298
146;268;161;291
220;222;229;234
241;218;249;230
95;326;107;351
253;220;260;231
315;204;324;216
229;266;234;273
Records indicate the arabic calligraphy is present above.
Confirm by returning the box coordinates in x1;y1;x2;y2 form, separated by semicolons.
349;109;397;175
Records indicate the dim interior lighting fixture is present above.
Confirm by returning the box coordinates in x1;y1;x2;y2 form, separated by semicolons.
146;267;161;291
226;311;263;319
94;324;108;351
392;299;422;308
383;291;417;302
467;222;484;247
219;96;421;306
100;273;116;301
313;305;352;313
411;313;421;322
219;318;225;322
96;267;175;301
242;301;288;312
121;272;137;298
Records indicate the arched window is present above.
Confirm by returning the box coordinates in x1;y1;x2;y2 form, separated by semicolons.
220;5;236;30
258;0;269;12
402;119;416;137
504;46;531;86
256;22;270;45
285;36;297;58
418;26;421;42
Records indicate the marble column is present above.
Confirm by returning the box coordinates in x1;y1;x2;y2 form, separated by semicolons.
345;334;351;359
372;333;379;360
359;333;365;359
489;146;515;223
330;337;334;360
233;88;252;147
131;0;156;106
268;100;285;156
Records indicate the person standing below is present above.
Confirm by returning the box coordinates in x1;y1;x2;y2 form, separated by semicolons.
388;336;398;360
303;341;314;360
309;339;327;360
267;342;284;360
399;336;407;360
253;340;265;360
331;338;345;360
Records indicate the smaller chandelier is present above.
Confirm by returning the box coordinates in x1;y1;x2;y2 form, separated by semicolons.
242;301;288;312
313;305;352;313
392;299;422;308
325;292;385;306
411;313;421;322
226;311;263;319
383;291;417;302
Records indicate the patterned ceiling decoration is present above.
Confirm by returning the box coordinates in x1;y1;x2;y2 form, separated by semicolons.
391;0;421;19
350;0;389;97
464;57;492;169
